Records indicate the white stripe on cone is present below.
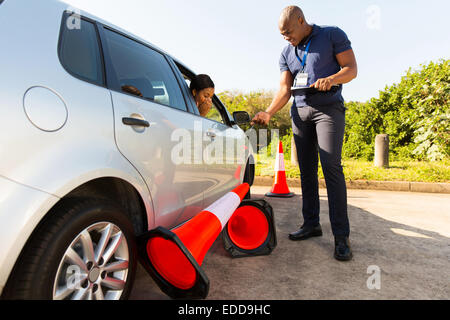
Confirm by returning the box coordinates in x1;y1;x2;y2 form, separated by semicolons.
274;150;285;172
203;191;241;230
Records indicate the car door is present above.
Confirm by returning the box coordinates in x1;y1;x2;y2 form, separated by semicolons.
99;26;205;229
201;97;246;207
172;66;245;207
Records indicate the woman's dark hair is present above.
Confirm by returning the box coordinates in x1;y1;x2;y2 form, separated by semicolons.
189;74;215;93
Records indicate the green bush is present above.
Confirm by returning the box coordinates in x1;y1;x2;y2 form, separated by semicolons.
343;101;378;160
343;59;449;161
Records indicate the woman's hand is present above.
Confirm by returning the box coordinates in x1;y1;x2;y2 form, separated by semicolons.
198;100;212;117
251;111;271;126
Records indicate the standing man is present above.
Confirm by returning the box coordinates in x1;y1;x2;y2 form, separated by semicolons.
252;6;357;261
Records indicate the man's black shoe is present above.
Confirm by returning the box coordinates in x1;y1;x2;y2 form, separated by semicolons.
288;224;322;241
334;236;353;261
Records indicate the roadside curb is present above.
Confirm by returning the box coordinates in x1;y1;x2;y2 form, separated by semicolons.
253;176;450;194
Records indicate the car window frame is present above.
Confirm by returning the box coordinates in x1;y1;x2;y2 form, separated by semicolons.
166;57;199;115
211;95;235;127
57;11;107;88
96;23;190;113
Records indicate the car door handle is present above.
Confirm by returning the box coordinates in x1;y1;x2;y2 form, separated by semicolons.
206;131;216;138
122;117;150;128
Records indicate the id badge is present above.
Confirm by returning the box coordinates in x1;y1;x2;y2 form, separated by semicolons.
294;72;308;87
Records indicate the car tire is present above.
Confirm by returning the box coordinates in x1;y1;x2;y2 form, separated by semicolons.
3;198;137;300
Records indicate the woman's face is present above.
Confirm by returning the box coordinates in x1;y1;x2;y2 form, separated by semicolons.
193;87;215;116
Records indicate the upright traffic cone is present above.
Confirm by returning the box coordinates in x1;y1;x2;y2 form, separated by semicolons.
138;183;249;299
265;141;295;198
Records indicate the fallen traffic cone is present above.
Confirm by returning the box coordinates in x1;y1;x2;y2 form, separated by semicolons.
138;183;250;299
265;141;295;198
223;198;277;257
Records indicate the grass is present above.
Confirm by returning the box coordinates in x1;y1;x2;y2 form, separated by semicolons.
255;153;450;183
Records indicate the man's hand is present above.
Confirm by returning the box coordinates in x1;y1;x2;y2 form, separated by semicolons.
251;111;271;126
310;77;335;91
310;49;357;92
309;50;358;92
254;71;292;126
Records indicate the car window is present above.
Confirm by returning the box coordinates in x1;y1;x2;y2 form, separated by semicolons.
59;17;104;86
103;28;187;112
205;101;225;124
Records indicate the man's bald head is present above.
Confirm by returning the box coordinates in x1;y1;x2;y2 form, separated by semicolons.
279;6;305;29
278;5;311;47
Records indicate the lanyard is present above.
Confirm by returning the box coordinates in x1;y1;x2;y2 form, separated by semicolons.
295;39;312;72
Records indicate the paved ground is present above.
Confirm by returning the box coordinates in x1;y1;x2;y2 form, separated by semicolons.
130;186;450;300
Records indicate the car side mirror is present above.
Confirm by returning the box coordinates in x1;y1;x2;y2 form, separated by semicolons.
233;111;251;125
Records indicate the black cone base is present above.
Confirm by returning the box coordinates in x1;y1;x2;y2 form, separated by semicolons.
265;192;295;198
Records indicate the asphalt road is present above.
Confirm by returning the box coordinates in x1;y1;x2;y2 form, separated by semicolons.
130;186;450;300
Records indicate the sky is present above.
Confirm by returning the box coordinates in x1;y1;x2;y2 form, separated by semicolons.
63;0;450;102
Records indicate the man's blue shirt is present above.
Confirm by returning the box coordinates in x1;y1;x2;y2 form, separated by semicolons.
279;24;352;107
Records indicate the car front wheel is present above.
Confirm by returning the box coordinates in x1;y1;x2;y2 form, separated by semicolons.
3;198;137;300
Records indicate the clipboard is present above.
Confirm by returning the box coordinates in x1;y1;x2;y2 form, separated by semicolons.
290;85;340;94
290;86;316;94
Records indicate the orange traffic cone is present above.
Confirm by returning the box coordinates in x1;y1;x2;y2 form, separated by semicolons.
223;199;277;257
265;141;295;198
138;183;249;299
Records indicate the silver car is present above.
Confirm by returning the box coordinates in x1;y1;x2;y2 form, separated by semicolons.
0;0;254;300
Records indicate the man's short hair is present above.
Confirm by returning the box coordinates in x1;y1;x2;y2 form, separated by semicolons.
279;5;305;26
